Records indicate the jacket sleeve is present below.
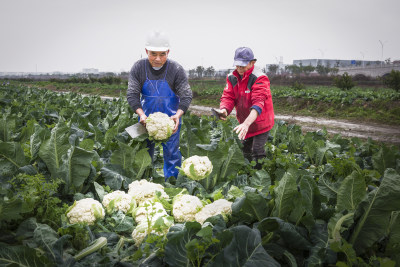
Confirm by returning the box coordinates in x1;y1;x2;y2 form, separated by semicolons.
219;76;236;114
250;75;271;112
173;64;192;113
127;61;143;112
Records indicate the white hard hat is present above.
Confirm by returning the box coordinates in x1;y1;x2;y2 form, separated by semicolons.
145;31;170;51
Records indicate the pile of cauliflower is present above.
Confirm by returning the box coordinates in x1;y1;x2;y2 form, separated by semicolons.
181;155;213;180
146;112;175;141
65;179;233;247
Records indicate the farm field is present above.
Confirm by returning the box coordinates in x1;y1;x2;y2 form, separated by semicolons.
3;79;400;125
1;84;400;266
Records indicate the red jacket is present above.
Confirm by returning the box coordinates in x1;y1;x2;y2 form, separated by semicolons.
220;66;274;139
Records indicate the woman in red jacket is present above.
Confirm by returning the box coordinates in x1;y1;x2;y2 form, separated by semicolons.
218;47;275;167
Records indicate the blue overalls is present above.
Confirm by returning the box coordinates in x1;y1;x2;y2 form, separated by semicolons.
141;60;182;179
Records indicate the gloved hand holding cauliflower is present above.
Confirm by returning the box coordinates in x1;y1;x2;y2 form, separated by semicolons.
145;112;175;141
181;155;213;180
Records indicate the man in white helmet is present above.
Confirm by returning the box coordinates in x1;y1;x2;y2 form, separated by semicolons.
127;30;192;179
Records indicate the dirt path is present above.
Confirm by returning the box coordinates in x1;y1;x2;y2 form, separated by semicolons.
189;105;400;146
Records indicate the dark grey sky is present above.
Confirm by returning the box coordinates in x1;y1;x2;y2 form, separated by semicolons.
0;0;399;73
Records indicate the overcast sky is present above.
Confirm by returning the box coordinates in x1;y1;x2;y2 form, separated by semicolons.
0;0;399;73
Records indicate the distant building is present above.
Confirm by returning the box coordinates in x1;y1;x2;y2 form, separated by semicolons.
82;68;99;74
293;59;383;68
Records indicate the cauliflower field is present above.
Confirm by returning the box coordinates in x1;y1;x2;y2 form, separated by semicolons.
1;85;400;266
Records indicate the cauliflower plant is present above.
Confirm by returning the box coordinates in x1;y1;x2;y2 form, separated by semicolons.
131;215;174;247
195;199;232;224
172;194;204;222
146;112;175;141
128;179;169;205
102;190;135;214
66;198;105;225
134;199;168;225
182;155;213;180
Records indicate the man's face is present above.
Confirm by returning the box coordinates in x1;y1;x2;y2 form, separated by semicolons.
236;61;254;75
146;49;169;68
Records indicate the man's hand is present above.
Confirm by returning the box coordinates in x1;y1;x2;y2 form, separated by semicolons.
136;108;147;126
139;114;147;125
234;122;250;140
170;109;184;134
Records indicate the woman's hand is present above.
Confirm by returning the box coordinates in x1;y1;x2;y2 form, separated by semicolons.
234;122;250;140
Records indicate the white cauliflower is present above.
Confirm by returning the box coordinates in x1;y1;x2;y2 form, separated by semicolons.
66;198;105;225
128;179;169;205
134;199;168;225
131;216;174;247
172;194;204;222
146;112;175;141
102;190;135;213
182;155;213;180
195;199;232;224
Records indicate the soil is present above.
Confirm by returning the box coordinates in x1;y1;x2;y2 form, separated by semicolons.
188;105;400;146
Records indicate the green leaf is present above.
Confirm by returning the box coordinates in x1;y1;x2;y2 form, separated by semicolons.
58;146;95;194
94;182;106;202
0;141;27;178
0;243;50;266
349;168;400;254
272;171;298;220
164;222;202;267
210;225;280;267
231;192;269;224
101;164;132;190
258;217;312;251
133;148;152;180
0;196;24;222
110;211;134;233
250;169;272;193
30;123;50;159
79;139;94;151
218;141;245;180
372;145;400;175
110;142;138;174
336;171;366;212
386;211;400;259
38;120;70;176
0;115;15;142
306;220;331;267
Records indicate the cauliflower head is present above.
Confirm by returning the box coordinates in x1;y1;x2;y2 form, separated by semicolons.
134;199;168;225
172;194;204;222
146;112;175;141
195;199;232;224
182;155;213;180
102;190;135;214
131;215;174;247
128;179;169;205
67;198;105;225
